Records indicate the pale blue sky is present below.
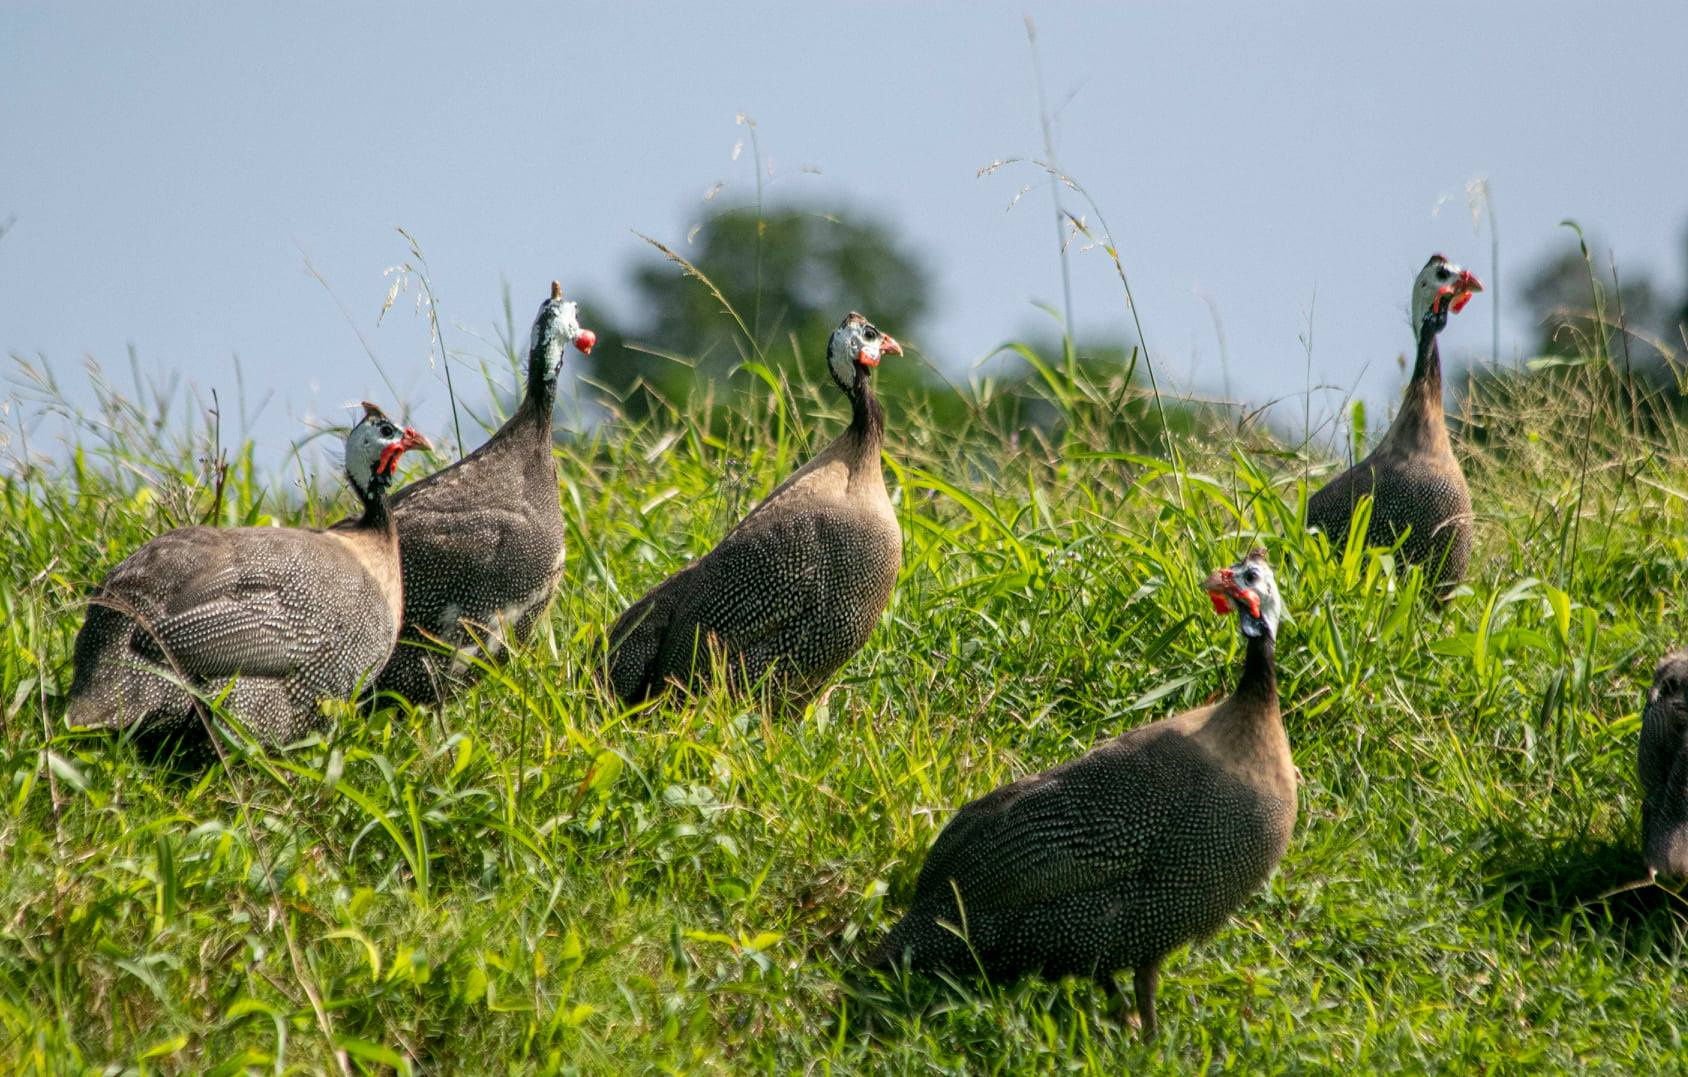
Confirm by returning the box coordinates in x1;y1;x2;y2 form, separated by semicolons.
4;4;1685;468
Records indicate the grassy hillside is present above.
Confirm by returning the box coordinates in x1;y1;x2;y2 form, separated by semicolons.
3;332;1686;1073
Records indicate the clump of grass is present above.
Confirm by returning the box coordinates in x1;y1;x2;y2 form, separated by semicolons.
4;231;1687;1073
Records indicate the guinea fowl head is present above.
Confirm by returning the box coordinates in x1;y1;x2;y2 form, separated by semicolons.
345;402;432;501
530;281;597;384
826;311;902;393
1410;254;1483;334
1202;547;1281;640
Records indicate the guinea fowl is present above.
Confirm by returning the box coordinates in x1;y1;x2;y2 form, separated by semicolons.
372;282;597;705
66;404;431;752
1305;254;1483;598
603;311;903;708
1639;650;1688;878
870;548;1294;1039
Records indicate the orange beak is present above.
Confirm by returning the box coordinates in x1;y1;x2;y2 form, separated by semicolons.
858;334;902;367
1449;269;1483;314
378;428;433;476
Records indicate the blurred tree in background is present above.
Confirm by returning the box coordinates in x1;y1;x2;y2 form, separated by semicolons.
1460;227;1688;447
1516;228;1686;373
578;205;932;417
573;201;1213;452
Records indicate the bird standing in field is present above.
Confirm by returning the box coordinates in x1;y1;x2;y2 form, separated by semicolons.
603;311;903;708
1305;254;1483;598
67;403;431;752
870;548;1295;1039
372;283;596;705
1639;650;1688;878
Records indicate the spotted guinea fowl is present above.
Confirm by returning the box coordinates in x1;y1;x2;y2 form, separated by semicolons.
869;548;1294;1039
372;283;596;705
1306;254;1483;598
66;404;431;752
603;311;903;707
1639;650;1688;878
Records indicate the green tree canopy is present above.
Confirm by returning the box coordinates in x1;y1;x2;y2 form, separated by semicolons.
581;204;932;416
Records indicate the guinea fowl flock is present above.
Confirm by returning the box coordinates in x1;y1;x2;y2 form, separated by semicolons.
61;258;1685;1039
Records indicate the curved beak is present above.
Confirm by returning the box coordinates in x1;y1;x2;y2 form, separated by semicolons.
1200;567;1260;618
573;329;597;355
858;334;901;368
379;427;433;476
1450;268;1484;314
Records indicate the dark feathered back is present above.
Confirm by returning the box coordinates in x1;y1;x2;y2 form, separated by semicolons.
1640;651;1688;877
1305;304;1472;596
603;313;902;707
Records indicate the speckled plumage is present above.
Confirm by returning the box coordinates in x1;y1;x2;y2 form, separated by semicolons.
1306;256;1479;598
374;286;593;705
871;550;1294;1037
1639;651;1688;877
603;312;903;708
66;406;425;753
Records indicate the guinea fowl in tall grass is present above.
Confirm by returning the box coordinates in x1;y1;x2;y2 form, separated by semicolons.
1305;254;1483;598
603;311;903;709
1639;650;1688;879
66;403;431;753
870;548;1295;1039
373;283;596;705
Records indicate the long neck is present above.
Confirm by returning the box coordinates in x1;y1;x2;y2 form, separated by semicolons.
1379;322;1450;455
352;475;395;534
846;372;885;453
520;348;560;431
1230;629;1278;711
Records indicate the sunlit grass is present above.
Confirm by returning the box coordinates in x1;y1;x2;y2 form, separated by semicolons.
3;284;1686;1072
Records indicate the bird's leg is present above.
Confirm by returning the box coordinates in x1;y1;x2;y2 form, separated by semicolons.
1093;972;1134;1033
1135;962;1160;1041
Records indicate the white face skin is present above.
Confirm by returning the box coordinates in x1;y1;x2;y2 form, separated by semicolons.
826;314;892;388
343;409;408;499
1410;256;1476;327
1231;553;1281;639
530;297;586;382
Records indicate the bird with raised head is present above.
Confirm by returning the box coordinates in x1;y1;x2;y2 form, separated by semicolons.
373;282;596;705
869;548;1295;1039
66;403;431;754
603;311;903;708
1305;254;1483;598
1639;650;1688;879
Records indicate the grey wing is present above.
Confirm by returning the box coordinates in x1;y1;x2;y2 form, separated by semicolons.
641;512;824;670
394;501;517;591
1641;680;1688;796
696;512;825;658
910;730;1199;915
105;530;348;679
1306;458;1376;541
603;571;687;702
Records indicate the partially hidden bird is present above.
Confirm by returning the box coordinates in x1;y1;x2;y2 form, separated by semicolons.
1305;254;1483;599
373;282;596;705
1639;650;1688;879
67;404;431;754
603;311;903;709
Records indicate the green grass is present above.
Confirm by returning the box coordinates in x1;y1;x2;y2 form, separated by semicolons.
5;309;1688;1074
